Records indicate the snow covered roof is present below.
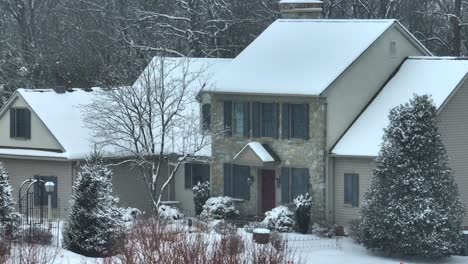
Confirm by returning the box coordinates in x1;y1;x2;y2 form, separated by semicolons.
234;142;277;163
2;57;231;160
206;19;398;96
332;57;468;157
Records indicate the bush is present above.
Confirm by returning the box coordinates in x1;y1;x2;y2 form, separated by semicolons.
243;221;267;233
262;206;295;233
311;221;336;238
18;227;53;245
200;197;239;220
212;220;237;235
344;219;360;242
359;95;464;257
158;205;183;221
121;207;142;222
193;181;210;216
294;193;311;234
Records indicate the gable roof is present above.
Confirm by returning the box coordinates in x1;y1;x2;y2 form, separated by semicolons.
206;19;427;96
331;57;468;157
0;57;231;160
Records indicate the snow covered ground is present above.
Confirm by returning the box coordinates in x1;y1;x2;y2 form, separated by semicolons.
45;232;468;264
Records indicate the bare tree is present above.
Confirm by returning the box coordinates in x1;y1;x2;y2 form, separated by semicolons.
83;57;216;210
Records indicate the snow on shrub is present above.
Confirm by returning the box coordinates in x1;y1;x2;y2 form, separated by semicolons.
200;197;239;220
311;221;335;238
121;207;142;222
294;193;312;234
193;181;210;216
158;205;183;221
262;206;295;233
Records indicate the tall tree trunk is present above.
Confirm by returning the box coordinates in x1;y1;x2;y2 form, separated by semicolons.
451;0;462;56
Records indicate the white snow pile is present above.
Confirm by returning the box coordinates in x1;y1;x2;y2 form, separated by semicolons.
262;206;295;232
121;207;142;222
200;196;239;220
158;205;183;221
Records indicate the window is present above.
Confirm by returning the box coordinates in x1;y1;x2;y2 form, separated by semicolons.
33;176;58;208
282;103;309;139
185;163;210;189
281;167;309;203
10;108;31;139
390;40;398;57
202;104;211;131
223;163;250;200
224;101;250;137
344;173;359;207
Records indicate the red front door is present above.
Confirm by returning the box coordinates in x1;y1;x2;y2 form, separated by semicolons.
262;170;276;213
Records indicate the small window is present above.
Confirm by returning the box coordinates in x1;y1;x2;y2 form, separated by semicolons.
281;167;309;203
282;103;309;139
202;104;211;131
390;40;397;57
10;108;31;139
223;163;250;200
33;176;58;208
223;101;250;137
344;173;359;207
185;163;210;189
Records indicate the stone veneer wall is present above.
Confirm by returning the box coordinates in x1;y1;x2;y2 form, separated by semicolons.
207;93;327;221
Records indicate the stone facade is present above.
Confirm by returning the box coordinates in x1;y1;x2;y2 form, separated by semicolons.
207;93;327;221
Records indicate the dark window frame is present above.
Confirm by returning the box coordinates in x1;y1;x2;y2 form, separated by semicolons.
184;163;210;189
282;103;309;140
280;167;309;204
33;176;58;208
344;173;359;207
10;108;31;139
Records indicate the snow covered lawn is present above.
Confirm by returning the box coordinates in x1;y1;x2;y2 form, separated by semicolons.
48;232;468;264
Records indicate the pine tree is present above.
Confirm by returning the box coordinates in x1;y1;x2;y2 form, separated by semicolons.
0;163;18;234
359;95;464;257
193;181;210;216
62;153;123;257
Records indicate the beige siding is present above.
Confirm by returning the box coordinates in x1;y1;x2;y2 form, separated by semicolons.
0;158;73;218
111;159;175;214
438;78;468;227
333;157;374;225
174;164;196;216
0;96;63;151
324;26;428;150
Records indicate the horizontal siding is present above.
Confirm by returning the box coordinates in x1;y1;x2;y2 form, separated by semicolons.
0;158;73;218
438;79;468;227
333;157;374;225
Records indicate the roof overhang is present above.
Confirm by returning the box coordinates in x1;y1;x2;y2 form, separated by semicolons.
233;142;280;167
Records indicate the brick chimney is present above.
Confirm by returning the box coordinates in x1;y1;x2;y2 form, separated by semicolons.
279;0;323;19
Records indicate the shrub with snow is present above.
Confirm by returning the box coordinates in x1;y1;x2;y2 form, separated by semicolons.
262;206;295;233
158;205;183;221
121;207;142;222
62;153;124;257
359;95;464;257
200;197;239;220
294;193;312;234
193;181;210;216
311;221;336;238
0;163;19;235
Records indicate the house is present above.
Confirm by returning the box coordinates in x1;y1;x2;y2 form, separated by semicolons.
2;0;468;229
330;57;468;227
0;57;231;217
200;0;431;221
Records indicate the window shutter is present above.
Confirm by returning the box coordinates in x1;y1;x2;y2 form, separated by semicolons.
223;164;232;196
304;104;310;140
241;166;250;200
202;104;211;130
282;103;290;139
224;101;232;136
272;103;279;139
184;163;192;189
352;174;359;207
291;168;309;199
47;176;58;208
10;109;15;138
344;174;352;204
252;102;260;137
243;102;250;137
25;109;31;139
281;167;290;204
